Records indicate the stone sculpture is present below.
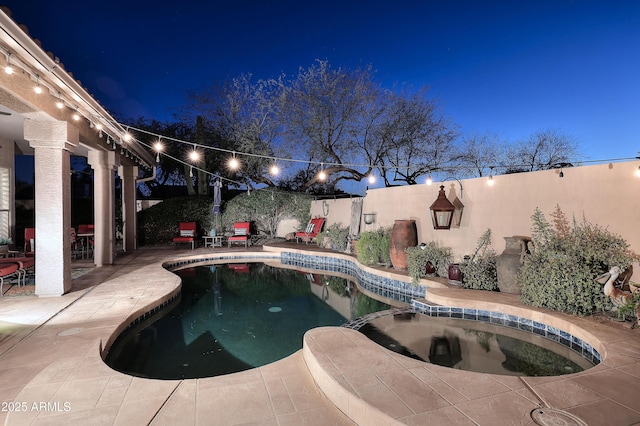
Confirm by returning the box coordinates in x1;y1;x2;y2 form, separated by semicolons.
596;266;640;327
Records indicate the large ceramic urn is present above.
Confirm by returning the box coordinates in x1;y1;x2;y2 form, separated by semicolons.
496;235;531;294
389;220;418;270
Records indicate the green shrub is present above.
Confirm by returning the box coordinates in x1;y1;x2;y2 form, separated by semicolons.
221;190;312;237
321;223;350;252
461;229;498;291
138;196;213;244
406;242;452;284
356;227;391;267
520;206;638;316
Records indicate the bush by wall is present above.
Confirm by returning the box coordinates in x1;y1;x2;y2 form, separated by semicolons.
461;229;498;291
406;242;452;284
138;196;213;244
520;206;638;316
321;223;350;252
356;227;391;267
221;189;312;237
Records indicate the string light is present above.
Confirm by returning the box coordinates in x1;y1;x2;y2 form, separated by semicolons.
56;92;64;109
4;53;13;74
188;148;200;162
426;174;433;185
228;152;240;170
487;166;495;186
269;164;280;176
34;75;42;94
367;173;376;184
154;139;163;163
318;164;327;181
72;110;80;121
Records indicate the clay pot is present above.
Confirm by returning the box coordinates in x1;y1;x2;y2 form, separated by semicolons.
389;220;418;270
448;263;462;285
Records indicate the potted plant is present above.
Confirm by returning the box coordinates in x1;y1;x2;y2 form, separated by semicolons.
320;223;350;252
0;237;12;252
406;241;452;284
355;227;391;267
460;229;498;291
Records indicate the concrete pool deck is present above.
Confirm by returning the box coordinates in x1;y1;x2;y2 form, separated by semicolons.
0;244;639;425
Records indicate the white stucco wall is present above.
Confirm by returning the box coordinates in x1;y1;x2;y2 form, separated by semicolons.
311;161;640;280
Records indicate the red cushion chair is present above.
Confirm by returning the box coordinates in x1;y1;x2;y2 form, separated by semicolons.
227;222;251;248
24;228;35;257
295;217;325;244
173;222;197;249
0;262;19;296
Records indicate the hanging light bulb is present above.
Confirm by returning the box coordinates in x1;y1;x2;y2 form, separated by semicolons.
72;111;80;121
123;131;132;142
34;75;42;94
269;164;280;176
368;173;376;184
56;92;64;109
154;139;163;163
316;163;327;181
426;174;433;185
228;152;240;170
636;166;640;178
487;166;495;186
4;53;13;74
559;168;564;178
189;149;200;162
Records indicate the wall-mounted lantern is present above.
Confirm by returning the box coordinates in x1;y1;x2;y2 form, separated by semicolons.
430;185;455;230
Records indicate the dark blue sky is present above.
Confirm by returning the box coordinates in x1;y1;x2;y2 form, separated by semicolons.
6;0;640;170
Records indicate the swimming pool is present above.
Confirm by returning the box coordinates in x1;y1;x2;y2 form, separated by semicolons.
355;309;597;376
105;262;390;379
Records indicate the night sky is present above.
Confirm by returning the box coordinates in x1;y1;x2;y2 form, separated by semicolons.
5;0;640;181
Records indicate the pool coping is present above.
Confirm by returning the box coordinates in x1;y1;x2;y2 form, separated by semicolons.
2;245;639;425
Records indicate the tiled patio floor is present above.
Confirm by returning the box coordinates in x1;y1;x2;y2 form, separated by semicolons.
0;244;638;425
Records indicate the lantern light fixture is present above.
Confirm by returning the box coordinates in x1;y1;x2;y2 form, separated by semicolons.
429;185;456;230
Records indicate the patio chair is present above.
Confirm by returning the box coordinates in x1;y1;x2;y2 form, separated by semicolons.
173;222;197;249
0;262;19;296
228;222;251;248
24;228;35;257
2;257;34;286
295;217;325;244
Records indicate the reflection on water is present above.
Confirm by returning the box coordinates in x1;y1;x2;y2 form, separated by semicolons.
359;311;594;376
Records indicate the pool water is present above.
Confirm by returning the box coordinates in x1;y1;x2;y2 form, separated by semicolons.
359;311;596;376
105;262;389;379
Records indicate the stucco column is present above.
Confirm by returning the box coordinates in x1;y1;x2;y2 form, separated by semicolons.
25;119;77;296
119;164;138;252
87;150;119;266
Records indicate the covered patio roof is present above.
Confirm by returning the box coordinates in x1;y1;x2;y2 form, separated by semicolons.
0;6;154;165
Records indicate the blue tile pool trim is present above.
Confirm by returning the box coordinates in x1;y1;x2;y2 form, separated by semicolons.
163;250;601;366
410;300;602;365
164;253;279;270
280;251;426;303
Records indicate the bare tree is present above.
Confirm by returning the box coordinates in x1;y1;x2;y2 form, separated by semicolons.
508;128;580;172
458;132;504;177
377;89;458;185
279;60;379;190
186;74;282;188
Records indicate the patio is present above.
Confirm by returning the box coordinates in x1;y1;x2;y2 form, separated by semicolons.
0;244;638;425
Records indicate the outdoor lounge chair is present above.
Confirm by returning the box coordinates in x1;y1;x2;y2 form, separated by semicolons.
173;222;197;249
295;217;325;244
1;257;34;286
0;262;19;296
228;222;251;248
24;228;35;257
